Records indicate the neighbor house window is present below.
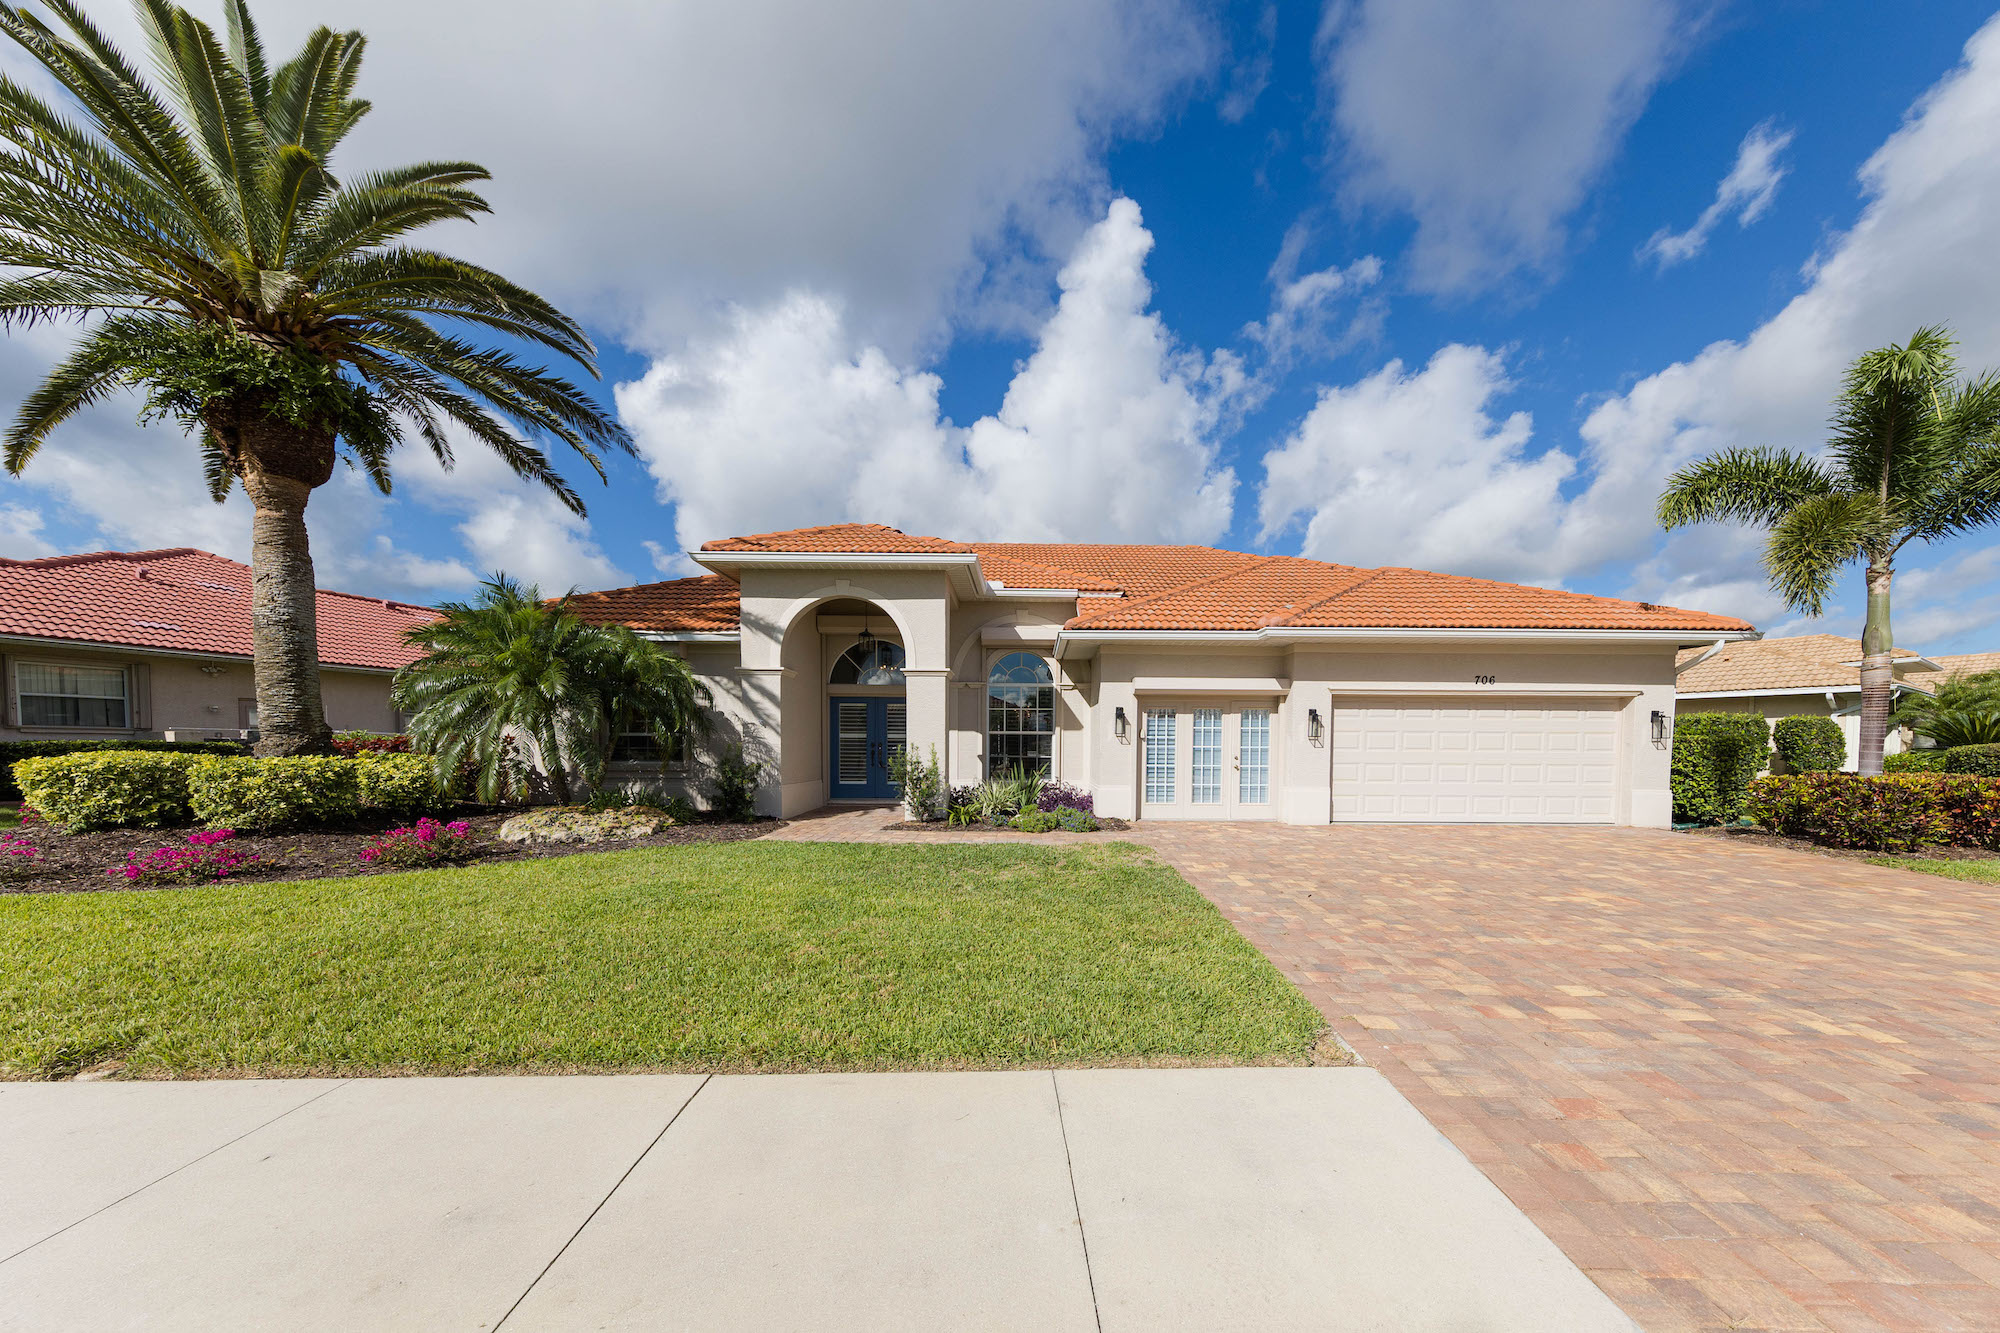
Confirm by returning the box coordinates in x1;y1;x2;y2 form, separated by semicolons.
16;662;128;729
988;652;1054;777
830;640;905;685
610;711;687;766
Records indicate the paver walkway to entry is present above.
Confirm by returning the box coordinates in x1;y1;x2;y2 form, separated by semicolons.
778;809;2000;1332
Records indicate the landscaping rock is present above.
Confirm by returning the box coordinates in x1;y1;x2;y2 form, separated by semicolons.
495;806;678;845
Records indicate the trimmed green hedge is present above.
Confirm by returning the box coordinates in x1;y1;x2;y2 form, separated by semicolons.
1941;743;2000;778
1;738;245;801
1772;715;1845;774
13;751;202;831
353;752;445;818
1884;749;1951;774
1749;772;2000;851
189;756;362;831
1671;712;1771;825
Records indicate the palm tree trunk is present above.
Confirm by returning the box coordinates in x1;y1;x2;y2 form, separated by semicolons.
241;467;333;757
1857;562;1895;776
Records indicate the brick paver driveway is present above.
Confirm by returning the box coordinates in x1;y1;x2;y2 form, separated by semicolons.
773;809;2000;1331
1139;822;2000;1333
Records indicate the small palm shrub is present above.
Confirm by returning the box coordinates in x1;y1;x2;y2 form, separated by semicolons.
1671;713;1772;824
1772;716;1846;773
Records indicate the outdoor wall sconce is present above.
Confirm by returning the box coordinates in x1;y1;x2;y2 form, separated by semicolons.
1114;706;1129;740
1651;709;1669;744
1307;708;1324;743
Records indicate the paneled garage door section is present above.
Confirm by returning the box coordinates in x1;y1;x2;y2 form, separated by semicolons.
1331;701;1617;823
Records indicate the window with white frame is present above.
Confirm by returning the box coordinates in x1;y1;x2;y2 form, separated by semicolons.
609;709;687;766
829;640;906;685
16;662;128;729
987;652;1054;777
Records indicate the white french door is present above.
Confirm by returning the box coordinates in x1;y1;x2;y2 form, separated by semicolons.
1139;701;1277;820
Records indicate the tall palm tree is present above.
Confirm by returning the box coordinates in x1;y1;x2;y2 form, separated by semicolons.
0;0;630;755
1659;327;2000;774
392;575;710;805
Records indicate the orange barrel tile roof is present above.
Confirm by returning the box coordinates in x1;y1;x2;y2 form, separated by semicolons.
0;548;437;670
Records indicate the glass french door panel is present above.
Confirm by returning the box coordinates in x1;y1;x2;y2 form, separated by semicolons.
1190;708;1224;804
1143;709;1176;803
1238;708;1271;803
837;701;870;785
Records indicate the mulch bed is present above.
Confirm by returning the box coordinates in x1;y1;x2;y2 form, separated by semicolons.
884;817;1131;833
1;810;783;896
1682;824;1995;863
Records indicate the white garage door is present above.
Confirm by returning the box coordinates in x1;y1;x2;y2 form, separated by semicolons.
1331;700;1618;823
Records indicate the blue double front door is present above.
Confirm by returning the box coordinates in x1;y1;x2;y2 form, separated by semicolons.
829;696;906;800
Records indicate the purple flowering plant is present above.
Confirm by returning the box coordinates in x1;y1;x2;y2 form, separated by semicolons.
109;829;257;885
1035;781;1094;815
359;817;476;867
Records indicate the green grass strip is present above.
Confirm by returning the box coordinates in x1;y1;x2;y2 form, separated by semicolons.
1;841;1324;1079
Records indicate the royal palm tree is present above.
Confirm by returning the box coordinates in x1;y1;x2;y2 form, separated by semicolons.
0;0;629;754
392;575;709;805
1659;327;2000;774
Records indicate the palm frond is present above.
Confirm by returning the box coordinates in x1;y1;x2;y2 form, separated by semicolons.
1657;447;1837;529
1763;492;1888;616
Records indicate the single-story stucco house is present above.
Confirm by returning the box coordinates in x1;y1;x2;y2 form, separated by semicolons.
0;547;435;742
567;524;1756;827
1672;633;1997;769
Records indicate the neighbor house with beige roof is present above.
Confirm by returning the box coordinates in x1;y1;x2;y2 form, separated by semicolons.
1672;633;1999;769
574;524;1755;827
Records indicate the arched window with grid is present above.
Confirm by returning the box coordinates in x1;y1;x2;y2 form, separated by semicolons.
987;652;1054;777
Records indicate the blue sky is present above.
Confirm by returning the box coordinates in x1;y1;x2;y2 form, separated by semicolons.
5;0;2000;652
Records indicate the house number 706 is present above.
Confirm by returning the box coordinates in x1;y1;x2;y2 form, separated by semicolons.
1473;674;1497;684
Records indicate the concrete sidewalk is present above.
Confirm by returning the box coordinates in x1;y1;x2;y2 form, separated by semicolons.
0;1068;1633;1331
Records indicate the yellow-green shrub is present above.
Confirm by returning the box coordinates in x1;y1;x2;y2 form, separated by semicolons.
12;751;198;831
354;751;443;818
188;756;361;830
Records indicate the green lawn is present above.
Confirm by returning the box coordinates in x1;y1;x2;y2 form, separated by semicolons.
0;841;1325;1080
1864;855;2000;884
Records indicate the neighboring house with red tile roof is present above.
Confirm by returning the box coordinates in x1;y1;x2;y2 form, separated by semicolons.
576;523;1756;828
1672;633;1966;769
0;548;435;743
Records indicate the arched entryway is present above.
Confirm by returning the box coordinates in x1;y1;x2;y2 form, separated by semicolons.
826;634;906;799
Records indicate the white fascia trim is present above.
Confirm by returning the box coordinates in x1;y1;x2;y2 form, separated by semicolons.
984;586;1082;599
1680;683;1925;701
1677;686;1858;699
636;631;740;644
691;549;993;597
1058;627;1756;656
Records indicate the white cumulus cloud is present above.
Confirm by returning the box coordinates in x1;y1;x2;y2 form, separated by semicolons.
1257;344;1576;578
1315;0;1702;294
619;198;1241;561
1640;119;1795;269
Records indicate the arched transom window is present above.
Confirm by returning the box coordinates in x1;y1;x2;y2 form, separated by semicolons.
988;652;1054;777
830;639;906;686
